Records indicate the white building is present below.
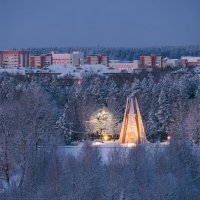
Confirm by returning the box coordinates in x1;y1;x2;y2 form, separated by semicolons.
51;51;84;67
109;60;139;72
181;56;200;67
163;58;181;68
72;51;84;67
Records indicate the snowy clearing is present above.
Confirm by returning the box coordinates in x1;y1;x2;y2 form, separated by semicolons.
58;141;171;162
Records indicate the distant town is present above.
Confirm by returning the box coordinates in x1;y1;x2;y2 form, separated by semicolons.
0;49;200;79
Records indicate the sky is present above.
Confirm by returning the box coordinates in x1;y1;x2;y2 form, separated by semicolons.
0;0;200;49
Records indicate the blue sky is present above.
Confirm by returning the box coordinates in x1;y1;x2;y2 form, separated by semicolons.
0;0;200;48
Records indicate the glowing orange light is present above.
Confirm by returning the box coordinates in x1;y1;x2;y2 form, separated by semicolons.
103;135;109;141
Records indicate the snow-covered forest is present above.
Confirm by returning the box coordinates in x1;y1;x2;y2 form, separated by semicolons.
0;67;200;199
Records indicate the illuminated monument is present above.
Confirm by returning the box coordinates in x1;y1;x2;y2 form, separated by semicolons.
119;96;147;144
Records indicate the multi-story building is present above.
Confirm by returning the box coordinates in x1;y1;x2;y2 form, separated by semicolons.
31;54;52;68
87;55;108;66
31;56;41;68
52;52;71;65
52;51;84;67
109;60;139;71
41;54;52;67
181;56;200;67
163;58;182;68
72;51;84;67
140;55;162;68
0;50;30;67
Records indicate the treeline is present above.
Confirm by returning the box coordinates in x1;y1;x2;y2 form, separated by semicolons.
28;45;200;60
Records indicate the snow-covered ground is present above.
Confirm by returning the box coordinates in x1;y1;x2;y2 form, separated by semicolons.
2;65;200;78
0;67;26;75
0;64;124;78
49;64;122;78
58;141;170;162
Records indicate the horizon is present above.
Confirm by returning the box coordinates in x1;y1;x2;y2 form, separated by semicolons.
1;44;200;51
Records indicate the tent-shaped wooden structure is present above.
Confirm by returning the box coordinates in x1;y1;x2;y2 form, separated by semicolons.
119;96;147;144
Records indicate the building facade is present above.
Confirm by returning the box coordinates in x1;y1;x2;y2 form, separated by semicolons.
31;54;52;68
0;50;30;67
72;51;84;67
140;55;162;68
109;60;139;71
163;58;182;68
52;51;84;66
52;52;72;65
31;56;42;68
181;57;200;67
87;55;108;66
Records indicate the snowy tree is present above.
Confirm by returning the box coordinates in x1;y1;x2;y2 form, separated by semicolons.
184;99;200;144
88;108;115;137
156;84;172;139
56;104;72;144
78;142;103;200
19;83;58;149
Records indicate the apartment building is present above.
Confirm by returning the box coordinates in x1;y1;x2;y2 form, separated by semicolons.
0;50;30;67
140;55;162;68
31;54;52;68
52;51;84;66
87;55;108;66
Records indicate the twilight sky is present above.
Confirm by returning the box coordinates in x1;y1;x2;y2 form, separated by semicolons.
0;0;200;49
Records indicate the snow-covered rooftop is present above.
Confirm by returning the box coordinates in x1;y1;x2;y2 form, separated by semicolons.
51;53;71;59
0;64;130;78
48;64;122;77
0;67;26;75
48;64;76;74
181;56;200;62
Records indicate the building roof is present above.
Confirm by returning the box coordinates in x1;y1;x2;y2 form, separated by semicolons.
181;56;200;62
51;53;71;59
